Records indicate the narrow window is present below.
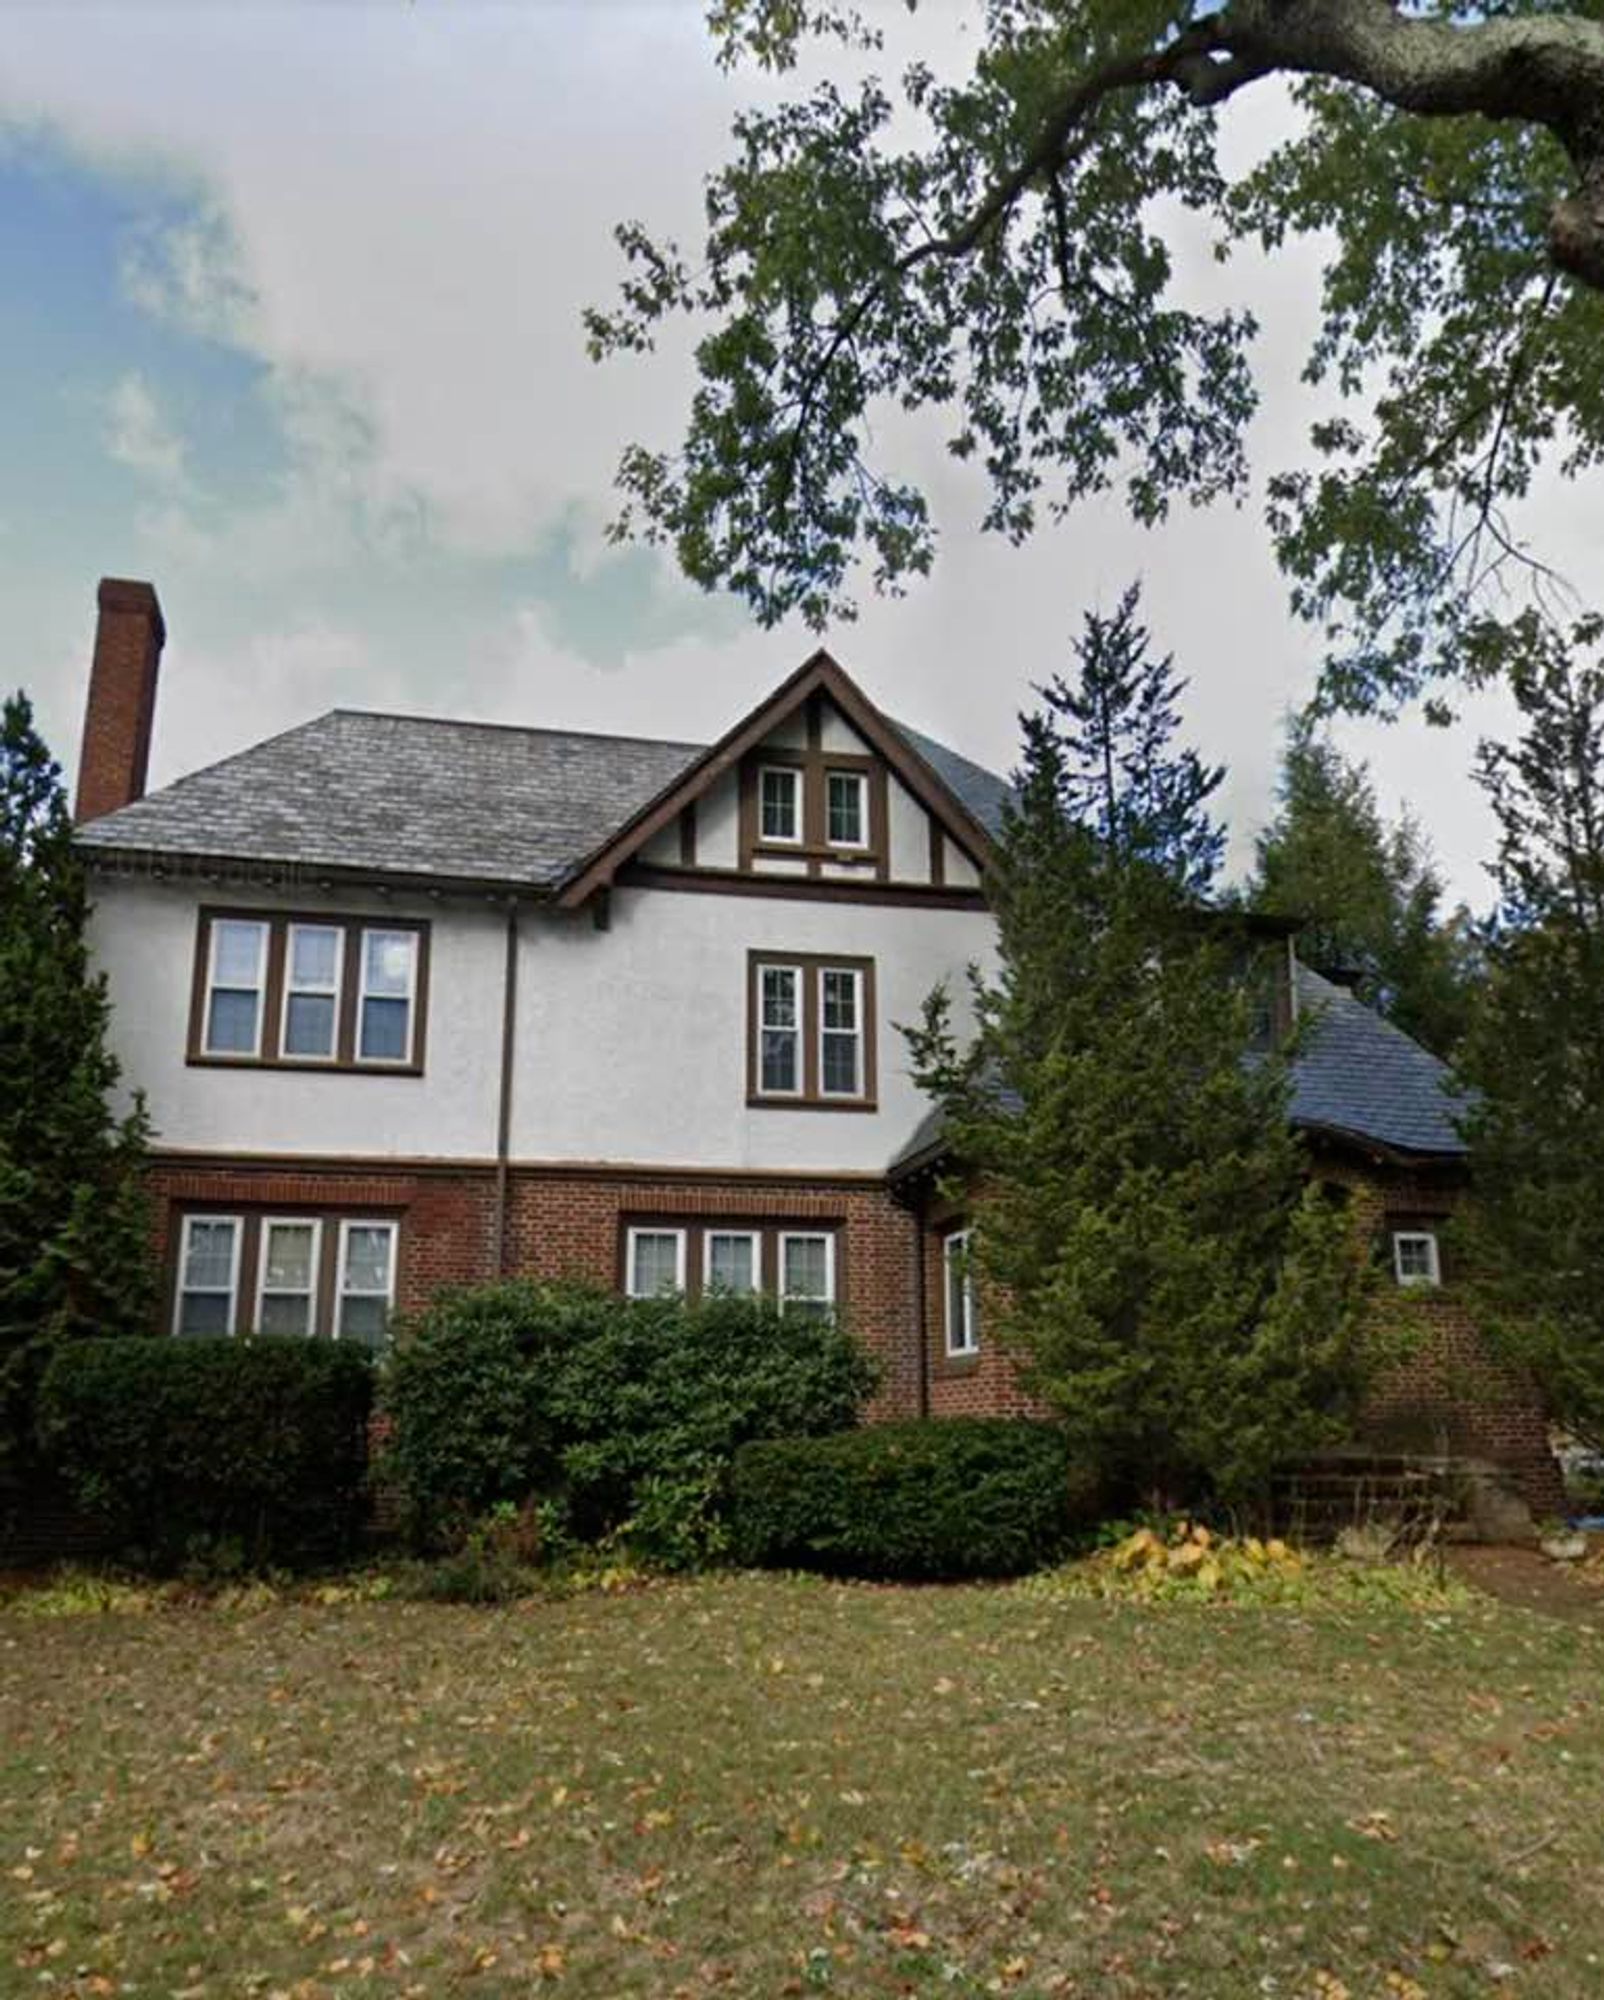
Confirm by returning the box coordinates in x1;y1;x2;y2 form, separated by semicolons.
203;919;268;1056
257;1217;322;1336
281;924;342;1060
705;1229;761;1296
175;1215;241;1336
759;766;801;844
1392;1231;1441;1287
825;770;868;849
819;967;863;1097
627;1227;686;1298
336;1220;397;1346
943;1229;979;1356
779;1232;835;1320
358;929;418;1064
759;964;802;1095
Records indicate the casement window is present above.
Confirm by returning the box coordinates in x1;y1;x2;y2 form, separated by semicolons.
621;1221;838;1312
171;1210;400;1343
943;1228;980;1357
825;769;868;849
759;765;802;844
749;954;876;1108
189;910;428;1071
1392;1230;1442;1288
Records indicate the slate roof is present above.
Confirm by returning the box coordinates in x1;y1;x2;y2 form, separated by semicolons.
889;961;1467;1175
75;706;1011;892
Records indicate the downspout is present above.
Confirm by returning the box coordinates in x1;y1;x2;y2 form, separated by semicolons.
912;1196;930;1418
493;897;520;1277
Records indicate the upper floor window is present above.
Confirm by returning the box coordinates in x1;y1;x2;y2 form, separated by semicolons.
759;765;802;844
1392;1229;1442;1287
943;1228;980;1357
190;910;428;1072
826;770;868;849
749;954;876;1109
739;741;885;872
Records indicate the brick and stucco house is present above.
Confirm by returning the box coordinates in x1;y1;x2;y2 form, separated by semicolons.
70;578;1559;1505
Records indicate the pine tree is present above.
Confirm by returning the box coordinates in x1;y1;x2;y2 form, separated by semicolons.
1249;718;1480;1057
908;591;1373;1512
0;692;154;1484
1458;625;1604;1452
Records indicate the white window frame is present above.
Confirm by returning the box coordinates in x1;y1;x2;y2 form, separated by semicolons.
173;1213;243;1337
334;1218;399;1342
778;1230;836;1317
279;923;344;1064
758;764;803;845
943;1228;980;1357
1392;1230;1442;1288
757;962;805;1098
254;1215;323;1337
824;769;869;850
818;965;864;1099
626;1225;687;1298
356;928;419;1067
202;919;269;1058
703;1228;762;1296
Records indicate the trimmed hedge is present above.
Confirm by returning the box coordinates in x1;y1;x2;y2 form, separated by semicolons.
36;1337;374;1569
730;1418;1082;1579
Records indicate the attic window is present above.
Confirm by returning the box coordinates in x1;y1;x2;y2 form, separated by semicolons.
759;766;801;843
826;770;867;848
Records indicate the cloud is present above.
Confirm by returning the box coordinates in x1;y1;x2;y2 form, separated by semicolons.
104;371;187;486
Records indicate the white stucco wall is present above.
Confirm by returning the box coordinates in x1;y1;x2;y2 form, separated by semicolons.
697;772;740;867
886;772;931;884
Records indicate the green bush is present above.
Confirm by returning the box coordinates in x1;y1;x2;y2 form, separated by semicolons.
382;1282;878;1562
730;1419;1084;1579
36;1337;373;1569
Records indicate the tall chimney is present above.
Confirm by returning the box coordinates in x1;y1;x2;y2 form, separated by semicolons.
75;578;165;822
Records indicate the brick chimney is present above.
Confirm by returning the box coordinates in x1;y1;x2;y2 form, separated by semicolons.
75;578;165;822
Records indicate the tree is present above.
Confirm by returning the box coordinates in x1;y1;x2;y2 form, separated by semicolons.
1248;714;1481;1054
0;693;154;1484
589;2;1604;713
1457;619;1604;1453
906;591;1374;1510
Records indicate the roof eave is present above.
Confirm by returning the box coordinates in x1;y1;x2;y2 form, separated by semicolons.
76;841;558;902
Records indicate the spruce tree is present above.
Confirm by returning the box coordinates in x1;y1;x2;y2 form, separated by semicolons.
908;591;1373;1512
1458;625;1604;1452
0;692;154;1484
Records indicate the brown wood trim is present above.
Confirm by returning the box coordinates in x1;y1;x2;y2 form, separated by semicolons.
928;816;946;887
620;862;987;910
677;804;697;868
870;763;890;882
147;1147;898;1188
747;951;877;1110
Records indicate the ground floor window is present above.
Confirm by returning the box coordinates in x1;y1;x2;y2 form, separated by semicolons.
942;1227;980;1356
622;1219;839;1312
172;1209;399;1345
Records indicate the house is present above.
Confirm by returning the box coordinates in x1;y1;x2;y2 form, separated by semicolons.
71;578;1560;1508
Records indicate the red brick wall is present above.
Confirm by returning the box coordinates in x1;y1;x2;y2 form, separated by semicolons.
918;1201;1048;1420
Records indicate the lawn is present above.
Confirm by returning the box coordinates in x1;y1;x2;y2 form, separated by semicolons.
3;1574;1603;1999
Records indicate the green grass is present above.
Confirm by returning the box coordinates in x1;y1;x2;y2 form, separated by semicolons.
3;1574;1603;1997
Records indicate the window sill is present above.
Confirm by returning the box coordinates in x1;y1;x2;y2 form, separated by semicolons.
935;1351;982;1376
748;1094;878;1113
186;1055;425;1077
751;844;882;866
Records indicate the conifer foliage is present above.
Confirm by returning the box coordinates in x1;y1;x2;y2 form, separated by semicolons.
907;589;1373;1510
0;692;154;1482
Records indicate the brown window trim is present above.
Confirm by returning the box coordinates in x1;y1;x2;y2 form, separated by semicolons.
166;1205;403;1340
735;696;891;880
616;1217;842;1309
747;951;877;1110
187;907;430;1074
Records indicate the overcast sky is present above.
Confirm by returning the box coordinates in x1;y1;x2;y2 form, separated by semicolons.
3;2;1595;904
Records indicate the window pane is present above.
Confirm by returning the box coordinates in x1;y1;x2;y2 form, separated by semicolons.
206;988;260;1054
827;773;863;845
263;1222;316;1292
821;969;858;1030
707;1233;757;1294
360;995;410;1061
183;1219;237;1290
338;1295;389;1348
821;1031;859;1096
290;925;340;988
212;920;265;986
761;967;798;1028
259;1292;312;1337
760;769;798;840
945;1233;976;1352
177;1290;232;1337
630;1232;682;1296
284;992;336;1058
761;1029;799;1093
782;1235;830;1302
342;1226;393;1294
364;930;415;997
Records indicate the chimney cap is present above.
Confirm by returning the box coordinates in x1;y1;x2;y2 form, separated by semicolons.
96;577;165;647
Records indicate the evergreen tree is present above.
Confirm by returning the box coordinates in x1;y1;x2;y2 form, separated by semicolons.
1458;624;1604;1452
1249;718;1480;1056
908;594;1373;1512
0;692;154;1484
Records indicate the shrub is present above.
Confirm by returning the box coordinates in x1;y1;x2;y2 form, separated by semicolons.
730;1418;1083;1579
36;1337;373;1570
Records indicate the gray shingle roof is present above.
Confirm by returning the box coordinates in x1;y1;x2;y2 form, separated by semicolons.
75;705;1010;892
890;722;1015;838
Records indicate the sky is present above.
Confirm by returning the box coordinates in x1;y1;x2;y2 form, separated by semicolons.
2;2;1595;904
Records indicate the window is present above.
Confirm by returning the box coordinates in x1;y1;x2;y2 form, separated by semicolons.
943;1228;979;1356
705;1229;760;1295
780;1232;836;1319
1393;1230;1442;1287
627;1227;687;1297
190;911;427;1070
759;766;801;844
174;1215;241;1336
825;770;868;849
337;1221;398;1346
257;1218;322;1336
281;925;342;1060
203;919;268;1056
750;955;876;1107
